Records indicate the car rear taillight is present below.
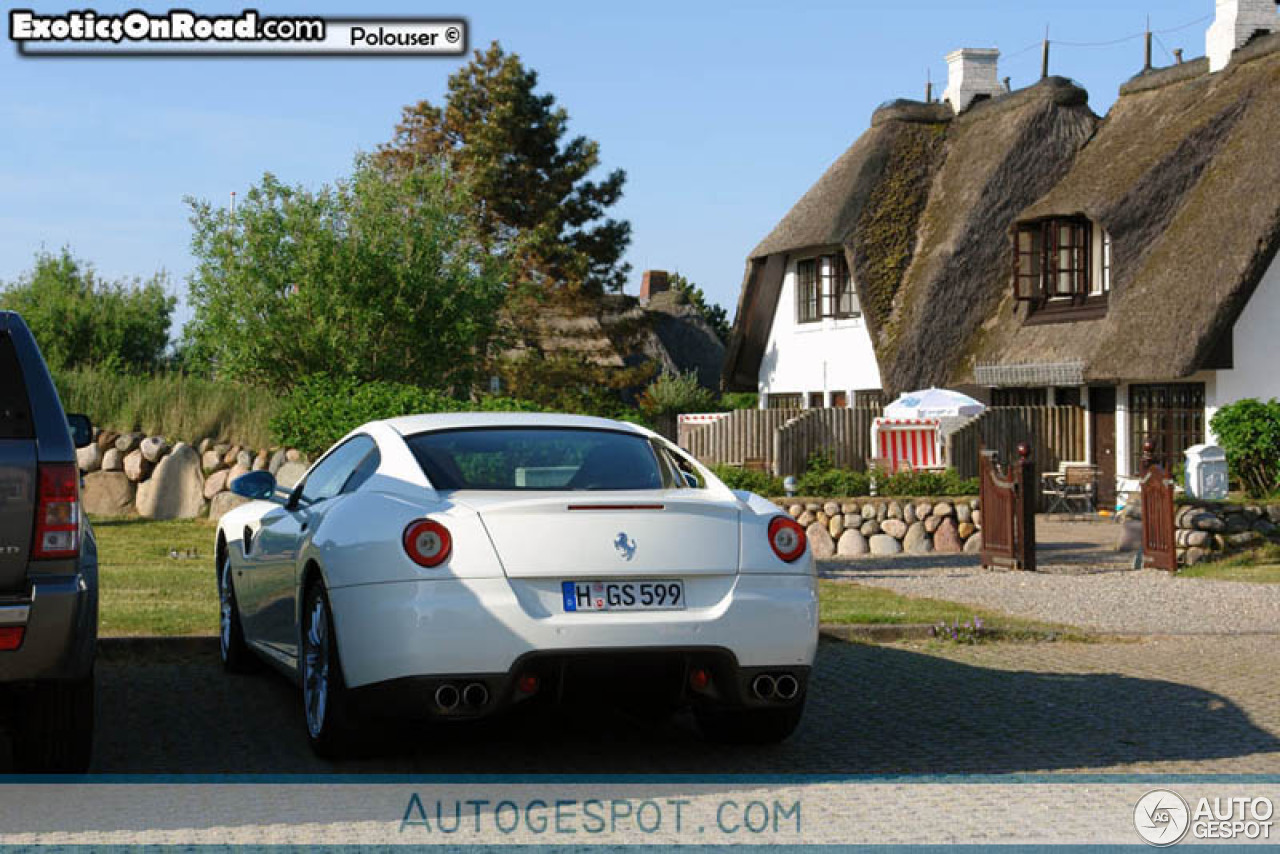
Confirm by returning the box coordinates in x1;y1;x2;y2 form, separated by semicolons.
767;516;807;563
403;519;452;568
0;627;24;651
33;463;79;560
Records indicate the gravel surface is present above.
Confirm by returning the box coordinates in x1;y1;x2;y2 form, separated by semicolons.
821;521;1280;635
824;564;1280;634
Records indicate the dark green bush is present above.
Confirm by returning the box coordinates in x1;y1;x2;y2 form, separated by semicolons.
271;374;542;457
797;467;871;497
1209;398;1280;498
878;468;979;498
718;392;759;411
710;465;783;496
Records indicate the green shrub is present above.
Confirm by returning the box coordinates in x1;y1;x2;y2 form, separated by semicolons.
794;452;977;498
718;392;759;411
1209;398;1280;498
53;366;278;448
879;468;980;498
710;464;783;496
637;371;718;417
271;374;542;457
798;467;871;498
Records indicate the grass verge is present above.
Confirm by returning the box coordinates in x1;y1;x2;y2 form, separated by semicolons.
92;516;218;637
818;579;1083;640
1179;544;1280;583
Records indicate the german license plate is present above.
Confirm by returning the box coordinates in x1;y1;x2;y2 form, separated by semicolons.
561;580;685;612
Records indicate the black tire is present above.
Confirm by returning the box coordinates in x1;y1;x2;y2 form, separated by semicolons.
14;671;95;773
218;550;256;673
300;582;355;758
695;697;806;745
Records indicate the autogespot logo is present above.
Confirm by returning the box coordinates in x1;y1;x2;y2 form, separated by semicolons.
1134;789;1190;846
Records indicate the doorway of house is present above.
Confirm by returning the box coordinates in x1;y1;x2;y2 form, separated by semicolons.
1090;386;1117;509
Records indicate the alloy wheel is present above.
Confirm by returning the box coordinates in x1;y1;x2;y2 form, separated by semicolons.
302;595;330;738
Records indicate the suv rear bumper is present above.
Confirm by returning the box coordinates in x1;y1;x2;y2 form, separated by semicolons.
0;574;96;682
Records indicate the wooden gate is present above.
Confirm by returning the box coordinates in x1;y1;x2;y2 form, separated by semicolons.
978;443;1037;571
1139;441;1178;572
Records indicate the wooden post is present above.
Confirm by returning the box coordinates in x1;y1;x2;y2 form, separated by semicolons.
1017;442;1037;572
1041;35;1050;79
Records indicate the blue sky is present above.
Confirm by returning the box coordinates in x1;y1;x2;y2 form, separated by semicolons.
1;0;1217;334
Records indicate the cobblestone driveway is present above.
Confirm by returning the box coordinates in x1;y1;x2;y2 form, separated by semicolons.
59;635;1280;775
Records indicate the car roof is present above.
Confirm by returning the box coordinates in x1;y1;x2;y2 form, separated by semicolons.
379;412;653;438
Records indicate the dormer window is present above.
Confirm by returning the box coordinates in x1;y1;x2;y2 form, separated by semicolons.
1013;217;1110;323
796;253;858;324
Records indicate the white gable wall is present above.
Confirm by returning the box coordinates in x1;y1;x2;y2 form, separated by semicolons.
757;258;882;405
1206;250;1280;440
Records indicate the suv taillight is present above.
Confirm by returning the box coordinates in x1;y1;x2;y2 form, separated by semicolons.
33;463;79;559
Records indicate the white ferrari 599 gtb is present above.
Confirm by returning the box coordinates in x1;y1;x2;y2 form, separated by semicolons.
216;413;817;755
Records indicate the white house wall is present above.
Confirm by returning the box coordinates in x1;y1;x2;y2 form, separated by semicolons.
1206;251;1280;440
757;258;882;405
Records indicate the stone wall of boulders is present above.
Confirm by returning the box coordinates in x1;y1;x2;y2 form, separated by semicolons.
1176;502;1280;566
773;497;982;559
76;430;310;522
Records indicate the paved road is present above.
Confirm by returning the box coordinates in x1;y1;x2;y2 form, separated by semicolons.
16;635;1273;775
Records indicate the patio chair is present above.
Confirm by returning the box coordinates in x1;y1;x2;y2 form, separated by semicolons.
1045;463;1096;513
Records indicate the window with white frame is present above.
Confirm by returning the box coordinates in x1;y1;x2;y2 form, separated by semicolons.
1013;217;1111;320
796;253;858;323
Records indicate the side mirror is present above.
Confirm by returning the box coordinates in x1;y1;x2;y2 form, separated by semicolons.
231;470;278;501
682;471;700;489
66;414;93;449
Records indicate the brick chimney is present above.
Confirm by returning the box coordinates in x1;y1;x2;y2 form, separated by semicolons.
1207;0;1280;71
942;48;1003;114
640;270;670;301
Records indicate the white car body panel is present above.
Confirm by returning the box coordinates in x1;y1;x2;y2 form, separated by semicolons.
215;412;817;694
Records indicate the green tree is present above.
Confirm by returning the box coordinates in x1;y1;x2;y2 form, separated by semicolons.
669;273;730;343
1209;398;1280;498
637;370;719;418
379;41;630;295
0;249;174;372
183;158;509;392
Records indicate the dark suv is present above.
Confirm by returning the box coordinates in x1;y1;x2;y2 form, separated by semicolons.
0;311;97;772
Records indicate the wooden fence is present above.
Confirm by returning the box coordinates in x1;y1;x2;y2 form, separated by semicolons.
773;407;882;477
950;406;1086;510
680;406;882;477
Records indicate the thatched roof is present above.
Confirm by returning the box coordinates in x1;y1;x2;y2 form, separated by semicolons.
723;78;1099;393
722;103;952;389
952;35;1280;385
873;77;1097;392
504;292;724;387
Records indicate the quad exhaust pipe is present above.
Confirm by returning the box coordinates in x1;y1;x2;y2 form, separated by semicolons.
435;682;490;712
751;673;800;702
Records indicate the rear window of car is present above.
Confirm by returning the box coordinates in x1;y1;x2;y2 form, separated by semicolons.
0;334;34;440
405;428;666;491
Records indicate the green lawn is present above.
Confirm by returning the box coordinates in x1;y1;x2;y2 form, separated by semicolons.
818;579;1074;635
1179;544;1280;584
91;516;219;636
88;516;1072;638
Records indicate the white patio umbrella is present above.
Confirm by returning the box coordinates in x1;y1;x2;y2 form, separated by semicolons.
883;387;985;420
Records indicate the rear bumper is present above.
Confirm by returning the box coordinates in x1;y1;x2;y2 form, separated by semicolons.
0;574;97;682
347;647;811;721
329;573;818;691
